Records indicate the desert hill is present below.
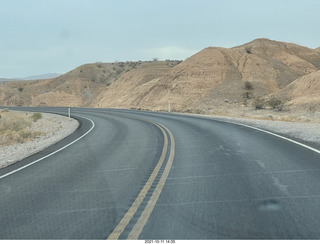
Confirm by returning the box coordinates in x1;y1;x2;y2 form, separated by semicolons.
0;38;319;117
93;61;179;108
0;61;180;107
93;38;320;113
274;70;320;108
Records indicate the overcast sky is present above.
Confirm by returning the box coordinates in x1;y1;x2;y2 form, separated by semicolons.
1;0;319;78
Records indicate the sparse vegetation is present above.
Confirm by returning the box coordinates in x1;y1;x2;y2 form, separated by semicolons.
243;91;253;99
244;81;254;90
253;98;266;110
308;106;316;115
19;131;41;141
96;62;103;68
31;112;42;122
268;96;285;111
0;110;42;145
0;59;185;108
243;83;285;111
245;46;252;54
242;81;254;106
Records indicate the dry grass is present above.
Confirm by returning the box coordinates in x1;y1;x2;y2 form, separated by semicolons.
0;109;43;146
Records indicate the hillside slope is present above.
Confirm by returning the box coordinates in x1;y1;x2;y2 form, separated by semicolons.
1;39;319;116
0;61;179;107
93;61;179;108
93;39;320;112
274;70;320;108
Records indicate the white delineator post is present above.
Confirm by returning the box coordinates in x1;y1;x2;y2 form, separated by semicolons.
68;108;71;120
168;101;171;113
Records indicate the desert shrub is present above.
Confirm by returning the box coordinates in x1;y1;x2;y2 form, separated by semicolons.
308;106;316;115
243;91;253;99
20;131;32;139
244;81;253;90
18;131;42;143
18;87;23;92
245;47;252;54
32;112;42;122
96;62;103;68
268;97;284;111
253;98;265;110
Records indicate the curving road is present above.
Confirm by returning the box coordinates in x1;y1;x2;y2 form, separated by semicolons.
1;107;320;239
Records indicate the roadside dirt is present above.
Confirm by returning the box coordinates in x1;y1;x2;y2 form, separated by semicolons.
0;111;79;169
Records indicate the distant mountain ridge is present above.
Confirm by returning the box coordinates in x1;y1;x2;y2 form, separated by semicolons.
0;78;17;82
18;73;63;80
0;73;63;83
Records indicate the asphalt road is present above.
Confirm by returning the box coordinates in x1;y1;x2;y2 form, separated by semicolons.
1;107;320;239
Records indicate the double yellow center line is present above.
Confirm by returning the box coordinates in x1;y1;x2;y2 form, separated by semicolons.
107;120;175;240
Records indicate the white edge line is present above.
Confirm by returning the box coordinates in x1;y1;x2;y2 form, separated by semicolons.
215;119;320;155
175;112;320;155
0;116;95;180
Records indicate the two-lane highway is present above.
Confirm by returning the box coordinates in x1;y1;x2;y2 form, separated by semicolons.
1;108;320;239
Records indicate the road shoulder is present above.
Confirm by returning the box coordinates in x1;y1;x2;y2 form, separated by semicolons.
0;111;79;169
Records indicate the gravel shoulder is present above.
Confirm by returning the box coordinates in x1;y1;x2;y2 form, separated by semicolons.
183;112;320;150
0;112;79;169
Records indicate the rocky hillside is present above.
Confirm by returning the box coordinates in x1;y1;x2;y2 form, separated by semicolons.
0;61;181;107
92;61;180;108
274;70;320;108
93;39;320;113
0;38;319;116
